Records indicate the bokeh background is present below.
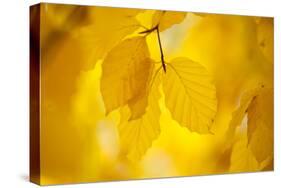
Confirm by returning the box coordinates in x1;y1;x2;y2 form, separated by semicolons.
30;3;273;185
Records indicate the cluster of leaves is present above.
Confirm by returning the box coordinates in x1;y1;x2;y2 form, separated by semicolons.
53;7;273;166
74;8;273;164
81;10;218;161
41;6;273;171
38;4;273;180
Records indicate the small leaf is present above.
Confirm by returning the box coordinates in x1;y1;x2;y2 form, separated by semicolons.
101;37;151;115
163;57;217;134
118;75;161;161
152;11;186;32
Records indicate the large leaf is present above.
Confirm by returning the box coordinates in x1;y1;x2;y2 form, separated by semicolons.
163;57;217;134
152;11;186;32
118;76;161;161
101;37;152;115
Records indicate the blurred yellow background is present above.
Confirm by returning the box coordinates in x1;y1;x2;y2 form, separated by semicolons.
32;3;273;185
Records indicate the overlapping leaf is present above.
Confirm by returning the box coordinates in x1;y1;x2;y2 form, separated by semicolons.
163;57;217;134
101;37;152;115
118;75;161;161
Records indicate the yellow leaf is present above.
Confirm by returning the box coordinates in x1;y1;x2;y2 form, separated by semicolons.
163;57;217;134
101;37;152;115
226;87;262;146
152;11;186;32
74;7;141;69
118;76;161;161
226;86;273;163
248;88;273;163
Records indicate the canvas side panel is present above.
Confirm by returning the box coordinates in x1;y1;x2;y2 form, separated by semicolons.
30;3;41;185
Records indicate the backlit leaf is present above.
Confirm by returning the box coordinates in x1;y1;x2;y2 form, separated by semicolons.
101;37;152;115
163;57;217;134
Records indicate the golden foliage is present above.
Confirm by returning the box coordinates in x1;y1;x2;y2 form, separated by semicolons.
163;58;217;134
37;4;274;184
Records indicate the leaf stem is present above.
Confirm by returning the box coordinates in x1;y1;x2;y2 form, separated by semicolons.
156;26;166;73
138;25;158;34
139;25;166;73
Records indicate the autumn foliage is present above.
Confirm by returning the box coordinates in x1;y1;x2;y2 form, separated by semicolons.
33;3;273;185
